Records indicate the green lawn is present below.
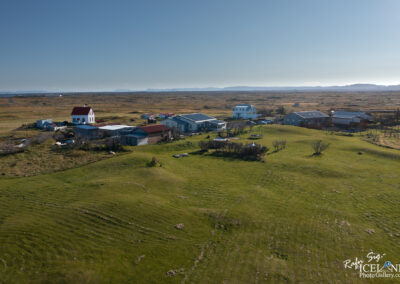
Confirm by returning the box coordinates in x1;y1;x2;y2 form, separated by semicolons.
0;125;399;283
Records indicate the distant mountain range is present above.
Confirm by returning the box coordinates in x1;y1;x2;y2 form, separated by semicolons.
1;84;400;97
146;84;400;92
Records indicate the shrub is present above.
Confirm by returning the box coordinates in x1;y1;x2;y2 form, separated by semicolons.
198;141;209;152
276;106;287;115
148;157;161;167
31;133;52;145
104;138;124;152
258;108;274;117
272;139;286;152
311;140;330;155
198;140;268;160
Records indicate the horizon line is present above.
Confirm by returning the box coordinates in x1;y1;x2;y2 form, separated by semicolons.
2;82;400;94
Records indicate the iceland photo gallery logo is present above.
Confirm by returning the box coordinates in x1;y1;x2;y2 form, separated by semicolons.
343;251;400;279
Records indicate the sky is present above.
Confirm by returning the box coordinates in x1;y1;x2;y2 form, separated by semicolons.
0;0;400;91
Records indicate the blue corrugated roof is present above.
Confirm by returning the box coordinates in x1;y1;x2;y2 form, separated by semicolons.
180;113;215;122
172;117;189;125
74;125;98;130
294;111;329;119
333;111;368;119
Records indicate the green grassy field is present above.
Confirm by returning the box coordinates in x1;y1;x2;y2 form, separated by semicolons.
0;125;399;283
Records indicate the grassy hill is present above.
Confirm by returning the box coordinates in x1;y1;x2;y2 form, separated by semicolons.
0;125;399;283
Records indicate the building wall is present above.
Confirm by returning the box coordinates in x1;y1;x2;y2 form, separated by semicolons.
233;106;259;119
147;130;171;144
206;121;227;130
122;135;148;146
74;127;99;140
283;113;303;126
283;113;329;126
161;119;188;132
178;117;199;131
161;119;177;129
36;119;52;128
233;111;259;119
304;117;329;126
72;109;95;124
333;117;361;125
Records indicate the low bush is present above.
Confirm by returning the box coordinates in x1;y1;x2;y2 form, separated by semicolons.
272;139;286;151
31;133;52;145
0;143;25;156
311;140;330;155
148;157;162;167
198;140;268;160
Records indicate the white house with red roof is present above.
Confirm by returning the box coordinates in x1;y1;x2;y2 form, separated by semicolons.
71;105;95;124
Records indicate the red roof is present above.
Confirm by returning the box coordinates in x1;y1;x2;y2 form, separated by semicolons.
71;106;92;115
138;124;169;134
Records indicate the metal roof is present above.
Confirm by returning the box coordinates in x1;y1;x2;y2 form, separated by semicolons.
209;120;226;124
71;107;92;115
293;111;329;119
333;111;368;119
171;117;189;125
180;113;216;122
74;125;98;130
126;134;147;138
233;104;254;110
98;125;134;131
138;124;170;134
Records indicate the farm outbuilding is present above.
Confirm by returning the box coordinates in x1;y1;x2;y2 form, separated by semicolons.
161;113;226;133
232;105;260;119
141;113;155;120
158;113;174;119
36;119;53;129
332;111;372;127
47;123;67;131
98;125;136;137
283;111;329;127
132;124;171;144
74;125;99;140
121;134;148;146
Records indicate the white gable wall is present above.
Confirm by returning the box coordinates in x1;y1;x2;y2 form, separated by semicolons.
72;109;95;124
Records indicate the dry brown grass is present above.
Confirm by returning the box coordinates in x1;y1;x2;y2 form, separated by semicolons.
1;91;399;176
1;91;400;134
0;140;113;177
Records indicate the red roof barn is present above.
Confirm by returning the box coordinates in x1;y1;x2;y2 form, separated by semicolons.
138;125;170;134
134;125;171;144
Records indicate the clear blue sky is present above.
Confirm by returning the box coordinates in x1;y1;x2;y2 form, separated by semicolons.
1;0;399;91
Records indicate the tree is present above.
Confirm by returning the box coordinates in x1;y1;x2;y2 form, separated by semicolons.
197;140;268;160
258;108;274;117
311;140;330;155
272;139;287;152
276;106;287;115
